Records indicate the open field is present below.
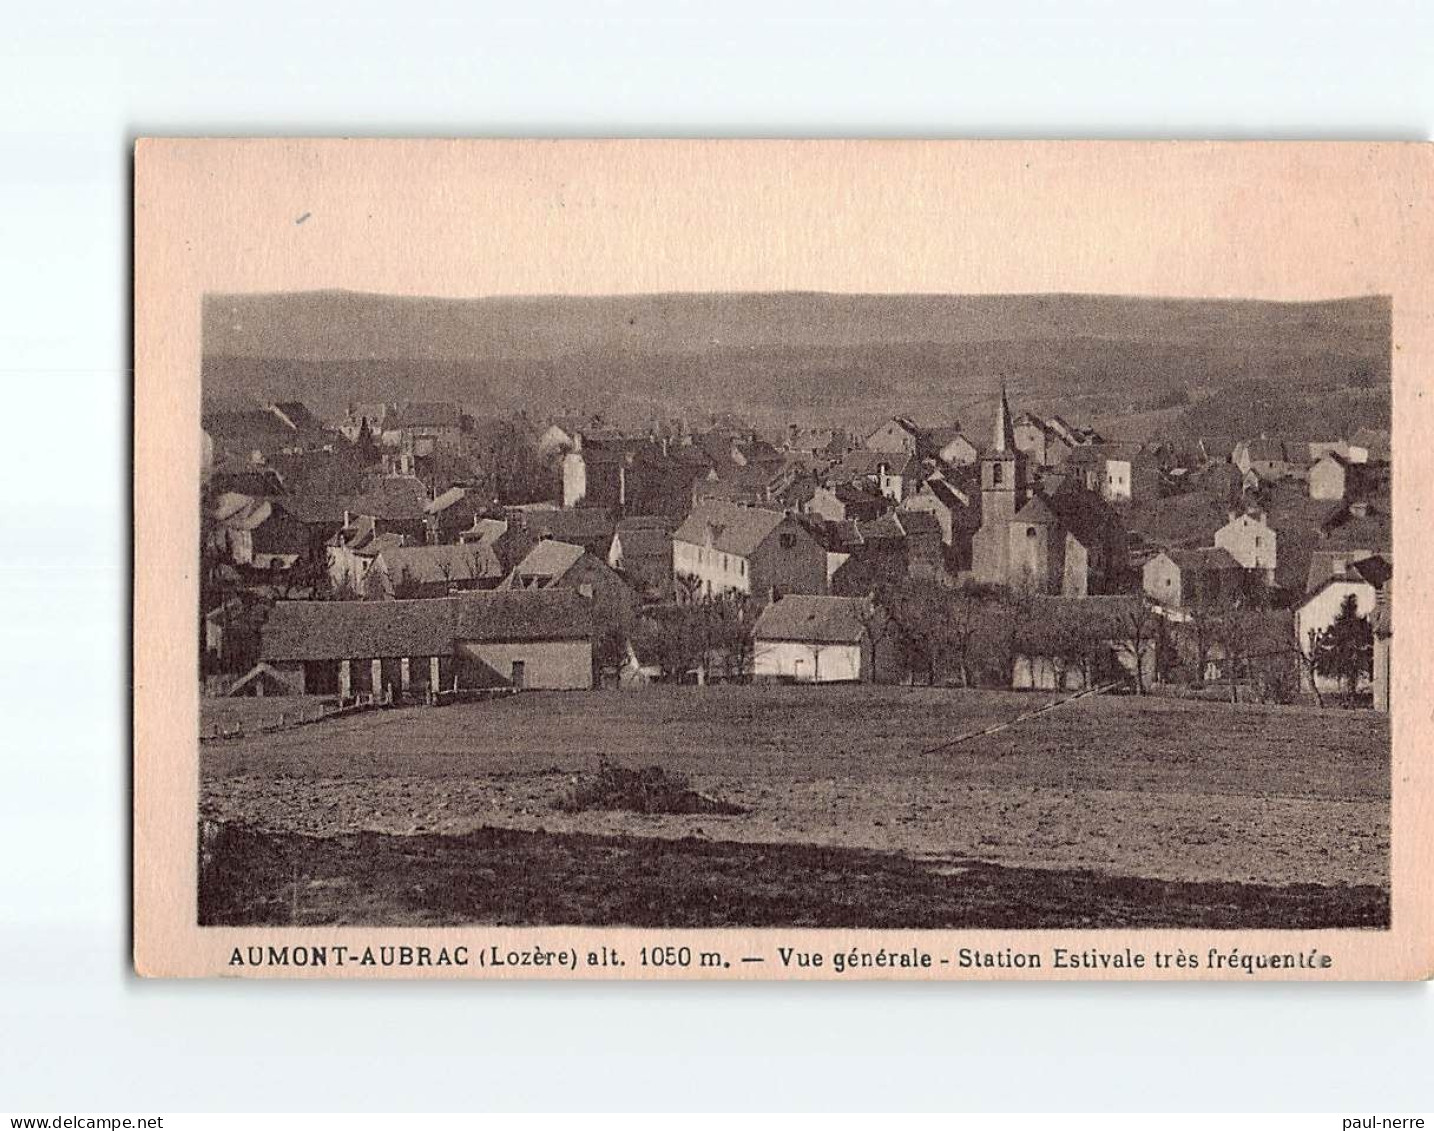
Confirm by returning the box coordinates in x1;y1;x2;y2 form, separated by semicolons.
200;686;1390;927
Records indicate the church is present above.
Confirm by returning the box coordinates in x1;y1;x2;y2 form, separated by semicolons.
968;385;1126;596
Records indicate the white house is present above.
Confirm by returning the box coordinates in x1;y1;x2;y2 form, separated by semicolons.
1214;510;1277;584
672;500;826;601
752;595;880;683
1294;556;1387;692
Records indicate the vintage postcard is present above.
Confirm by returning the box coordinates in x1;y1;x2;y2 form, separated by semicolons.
134;139;1432;979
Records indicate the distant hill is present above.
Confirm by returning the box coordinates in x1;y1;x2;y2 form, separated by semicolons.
202;290;1390;438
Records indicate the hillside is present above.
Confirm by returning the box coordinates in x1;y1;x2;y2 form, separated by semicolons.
202;290;1391;437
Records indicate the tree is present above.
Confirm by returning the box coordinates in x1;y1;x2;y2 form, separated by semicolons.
1311;594;1373;700
708;592;755;681
1111;598;1159;695
878;579;961;686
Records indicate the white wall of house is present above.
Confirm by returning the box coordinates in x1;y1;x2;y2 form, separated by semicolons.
672;538;752;598
1142;553;1184;606
753;639;864;682
1215;513;1276;579
561;450;587;508
1295;579;1376;675
1103;459;1132;502
326;545;373;592
1308;455;1347;500
456;639;593;690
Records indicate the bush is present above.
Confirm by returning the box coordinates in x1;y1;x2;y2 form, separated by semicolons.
558;758;746;816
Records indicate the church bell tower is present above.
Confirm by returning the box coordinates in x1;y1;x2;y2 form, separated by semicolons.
971;382;1030;584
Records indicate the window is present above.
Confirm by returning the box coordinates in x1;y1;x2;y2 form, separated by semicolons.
992;462;1004;486
1254;537;1261;548
780;533;795;549
1027;526;1037;539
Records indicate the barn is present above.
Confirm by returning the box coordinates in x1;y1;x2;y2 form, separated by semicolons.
257;589;594;699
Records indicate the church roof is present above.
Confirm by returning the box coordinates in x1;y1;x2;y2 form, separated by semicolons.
1013;496;1061;526
993;383;1017;453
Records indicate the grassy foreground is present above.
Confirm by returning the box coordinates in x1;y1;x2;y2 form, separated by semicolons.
200;685;1390;927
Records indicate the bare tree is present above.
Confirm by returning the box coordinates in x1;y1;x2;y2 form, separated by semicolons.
1110;597;1159;695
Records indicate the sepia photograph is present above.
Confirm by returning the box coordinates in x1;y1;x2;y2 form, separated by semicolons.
195;289;1393;932
132;138;1431;979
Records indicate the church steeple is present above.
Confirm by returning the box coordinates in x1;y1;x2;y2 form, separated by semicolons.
993;381;1017;453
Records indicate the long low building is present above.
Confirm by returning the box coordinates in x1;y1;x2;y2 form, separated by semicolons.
258;589;594;697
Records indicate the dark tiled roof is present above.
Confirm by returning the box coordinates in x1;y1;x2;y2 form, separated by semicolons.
349;477;429;520
262;597;461;661
1162;547;1242;572
261;590;592;661
754;595;871;644
276;493;351;525
511;506;615;546
894;510;942;537
834;449;919;479
1014;495;1061;526
612;525;673;563
673;500;791;556
453;589;593;642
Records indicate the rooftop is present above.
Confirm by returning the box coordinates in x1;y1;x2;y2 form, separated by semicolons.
754;594;874;644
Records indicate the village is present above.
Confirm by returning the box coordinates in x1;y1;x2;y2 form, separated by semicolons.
201;383;1392;723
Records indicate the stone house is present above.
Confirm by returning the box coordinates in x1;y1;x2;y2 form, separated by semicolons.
1141;547;1244;609
672;501;826;602
1214;511;1277;584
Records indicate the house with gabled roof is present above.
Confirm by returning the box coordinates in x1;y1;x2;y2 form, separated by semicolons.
209;492;310;570
1233;436;1297;482
259;589;594;698
1214;509;1277;585
1294;553;1390;694
863;416;922;455
672;500;826;602
508;504;616;557
607;517;675;600
805;480;892;524
1141;547;1244;609
366;542;503;600
828;448;919;503
346;476;430;543
753;595;891;683
500;539;636;641
899;472;982;569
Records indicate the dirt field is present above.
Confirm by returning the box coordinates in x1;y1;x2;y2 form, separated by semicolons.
199;685;1390;927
